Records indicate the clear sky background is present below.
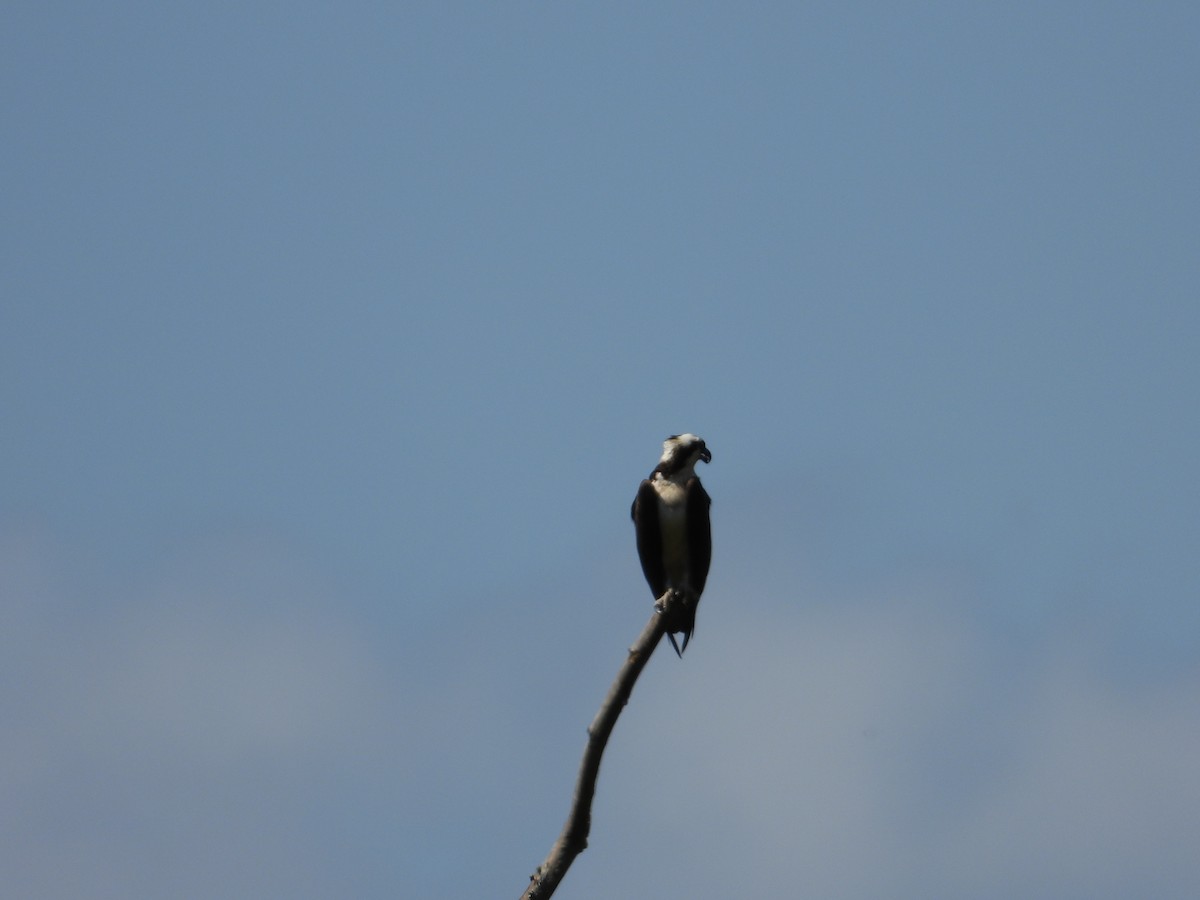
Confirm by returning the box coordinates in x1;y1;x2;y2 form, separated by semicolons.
3;3;1199;898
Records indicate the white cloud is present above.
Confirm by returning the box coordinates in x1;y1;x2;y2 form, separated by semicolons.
6;527;1198;899
0;530;405;899
942;655;1200;897
567;591;1200;899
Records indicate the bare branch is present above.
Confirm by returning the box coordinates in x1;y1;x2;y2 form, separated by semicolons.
519;593;678;899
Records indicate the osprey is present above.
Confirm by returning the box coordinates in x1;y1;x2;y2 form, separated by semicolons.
631;433;712;656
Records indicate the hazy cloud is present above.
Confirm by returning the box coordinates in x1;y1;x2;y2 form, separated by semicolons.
570;594;1200;899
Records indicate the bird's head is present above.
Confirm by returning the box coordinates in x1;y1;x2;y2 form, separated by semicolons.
657;433;712;478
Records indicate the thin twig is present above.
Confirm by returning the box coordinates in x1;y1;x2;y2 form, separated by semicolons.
519;594;677;899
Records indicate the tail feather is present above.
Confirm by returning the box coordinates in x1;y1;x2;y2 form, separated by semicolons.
667;632;684;657
657;588;697;657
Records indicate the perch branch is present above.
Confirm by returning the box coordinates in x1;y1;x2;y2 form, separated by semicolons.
519;592;680;899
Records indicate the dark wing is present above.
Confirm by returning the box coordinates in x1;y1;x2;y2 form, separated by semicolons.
665;477;711;656
631;479;666;599
685;477;712;595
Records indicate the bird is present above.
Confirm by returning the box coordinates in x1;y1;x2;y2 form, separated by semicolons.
631;433;712;656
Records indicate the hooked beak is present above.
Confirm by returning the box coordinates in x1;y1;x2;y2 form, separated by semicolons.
699;446;712;464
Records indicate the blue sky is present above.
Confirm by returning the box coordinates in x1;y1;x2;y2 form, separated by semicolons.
3;3;1199;897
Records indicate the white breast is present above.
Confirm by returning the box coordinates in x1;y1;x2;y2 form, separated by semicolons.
653;479;687;509
652;479;691;588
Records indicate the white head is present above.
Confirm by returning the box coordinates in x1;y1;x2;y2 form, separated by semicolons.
654;433;712;479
